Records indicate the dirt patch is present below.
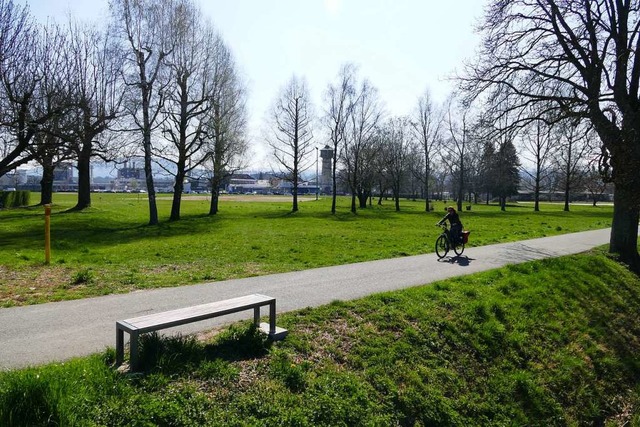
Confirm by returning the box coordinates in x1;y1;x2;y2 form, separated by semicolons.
0;265;73;307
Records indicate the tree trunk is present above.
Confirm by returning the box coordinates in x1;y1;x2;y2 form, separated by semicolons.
610;186;640;273
209;191;219;215
563;141;571;212
144;145;158;225
142;83;158;225
424;164;430;212
457;169;464;212
170;169;185;221
292;173;299;212
534;164;540;212
331;151;338;214
394;188;400;211
209;176;221;215
358;191;368;209
350;192;357;213
74;141;92;210
39;162;54;205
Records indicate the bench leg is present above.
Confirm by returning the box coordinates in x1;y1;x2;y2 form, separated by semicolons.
130;331;140;371
269;301;276;335
116;326;124;366
253;306;260;326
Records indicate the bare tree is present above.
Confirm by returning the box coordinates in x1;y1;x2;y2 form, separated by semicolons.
0;3;68;178
13;21;73;205
380;116;413;211
157;2;217;221
343;78;383;213
0;0;33;175
63;20;124;210
31;117;74;205
464;122;488;204
406;141;426;201
412;89;442;211
463;0;640;271
520;118;559;211
111;0;175;225
554;119;594;212
583;164;610;207
205;36;248;215
267;75;314;212
444;95;472;212
323;63;356;214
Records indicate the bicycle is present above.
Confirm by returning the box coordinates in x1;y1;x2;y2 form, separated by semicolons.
435;223;465;259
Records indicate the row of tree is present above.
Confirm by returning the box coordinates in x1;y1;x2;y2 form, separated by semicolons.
0;0;248;223
267;66;603;216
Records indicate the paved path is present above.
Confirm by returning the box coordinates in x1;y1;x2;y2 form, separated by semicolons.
0;228;611;370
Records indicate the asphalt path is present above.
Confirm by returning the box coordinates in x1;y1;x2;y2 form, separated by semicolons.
0;228;612;370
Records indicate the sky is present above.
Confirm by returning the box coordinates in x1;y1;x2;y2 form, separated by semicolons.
24;0;486;170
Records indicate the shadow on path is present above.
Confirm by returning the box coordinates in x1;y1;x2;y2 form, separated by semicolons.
438;255;474;266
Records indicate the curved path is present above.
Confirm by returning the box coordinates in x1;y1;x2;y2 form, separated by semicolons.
0;228;611;370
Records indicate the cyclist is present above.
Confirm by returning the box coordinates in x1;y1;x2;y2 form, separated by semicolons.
437;206;463;245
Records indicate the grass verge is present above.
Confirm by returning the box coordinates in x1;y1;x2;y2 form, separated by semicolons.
1;250;638;426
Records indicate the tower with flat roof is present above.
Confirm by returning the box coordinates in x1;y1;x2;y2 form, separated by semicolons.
319;145;333;194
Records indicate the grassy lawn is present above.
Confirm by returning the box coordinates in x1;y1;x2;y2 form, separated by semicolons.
0;193;613;307
0;250;638;426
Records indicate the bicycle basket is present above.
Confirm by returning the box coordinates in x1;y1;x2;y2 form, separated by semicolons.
462;230;470;244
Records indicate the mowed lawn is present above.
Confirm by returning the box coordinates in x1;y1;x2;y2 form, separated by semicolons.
0;193;613;307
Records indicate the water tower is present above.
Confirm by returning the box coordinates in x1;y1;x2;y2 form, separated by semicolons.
319;145;333;193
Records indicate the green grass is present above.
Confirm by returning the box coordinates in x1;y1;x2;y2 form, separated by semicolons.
0;193;613;307
1;250;638;426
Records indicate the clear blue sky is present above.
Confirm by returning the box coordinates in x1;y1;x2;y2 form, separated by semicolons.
25;0;486;169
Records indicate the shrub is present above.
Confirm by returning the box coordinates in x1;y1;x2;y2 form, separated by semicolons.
70;269;93;286
0;190;30;208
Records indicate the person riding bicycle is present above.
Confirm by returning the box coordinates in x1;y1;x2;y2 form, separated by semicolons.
437;206;463;245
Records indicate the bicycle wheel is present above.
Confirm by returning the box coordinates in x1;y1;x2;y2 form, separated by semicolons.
435;235;449;258
453;241;465;256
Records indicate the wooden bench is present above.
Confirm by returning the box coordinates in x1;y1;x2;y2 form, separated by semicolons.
115;293;287;371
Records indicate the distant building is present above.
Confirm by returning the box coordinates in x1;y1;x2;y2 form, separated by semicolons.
319;145;333;194
117;162;145;180
112;162;145;192
53;163;77;191
0;168;27;189
54;163;74;183
227;173;272;194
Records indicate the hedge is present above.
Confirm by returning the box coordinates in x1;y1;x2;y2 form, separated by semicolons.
0;190;30;209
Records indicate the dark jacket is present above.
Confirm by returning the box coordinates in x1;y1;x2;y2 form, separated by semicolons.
438;211;461;227
439;211;463;243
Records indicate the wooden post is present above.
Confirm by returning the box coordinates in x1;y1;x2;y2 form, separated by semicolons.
44;204;51;265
